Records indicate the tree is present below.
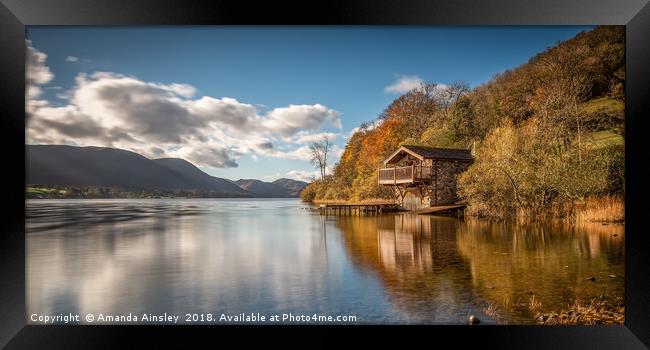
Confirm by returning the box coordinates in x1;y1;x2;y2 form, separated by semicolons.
310;137;331;181
384;83;441;140
436;81;470;120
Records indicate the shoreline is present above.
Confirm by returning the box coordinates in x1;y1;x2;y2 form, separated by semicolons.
307;195;624;224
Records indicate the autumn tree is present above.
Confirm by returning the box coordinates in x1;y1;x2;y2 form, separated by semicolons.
383;83;441;140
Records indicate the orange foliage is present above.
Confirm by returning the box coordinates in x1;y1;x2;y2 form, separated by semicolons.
357;117;405;170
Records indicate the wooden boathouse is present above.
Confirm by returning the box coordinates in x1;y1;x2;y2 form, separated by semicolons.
378;145;473;210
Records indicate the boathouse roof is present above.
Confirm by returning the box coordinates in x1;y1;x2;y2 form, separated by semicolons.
383;145;473;165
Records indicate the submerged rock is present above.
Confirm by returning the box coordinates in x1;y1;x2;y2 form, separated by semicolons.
469;315;480;325
586;276;596;282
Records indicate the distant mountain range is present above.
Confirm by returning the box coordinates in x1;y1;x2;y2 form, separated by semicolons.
26;145;308;198
235;178;307;198
270;178;309;197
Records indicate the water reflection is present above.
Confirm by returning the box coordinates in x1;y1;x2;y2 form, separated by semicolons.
455;219;624;323
337;215;495;323
27;199;624;325
335;214;624;324
27;199;398;324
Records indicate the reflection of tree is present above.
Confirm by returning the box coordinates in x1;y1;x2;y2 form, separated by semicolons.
455;219;624;322
335;214;624;324
336;214;486;323
319;214;327;256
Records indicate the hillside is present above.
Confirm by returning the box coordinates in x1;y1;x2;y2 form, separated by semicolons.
27;145;250;197
235;179;291;198
272;178;308;197
152;158;244;192
303;26;625;219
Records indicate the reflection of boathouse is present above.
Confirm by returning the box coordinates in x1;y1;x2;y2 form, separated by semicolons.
378;145;473;210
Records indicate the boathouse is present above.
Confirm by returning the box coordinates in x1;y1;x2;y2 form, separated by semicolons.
378;145;473;210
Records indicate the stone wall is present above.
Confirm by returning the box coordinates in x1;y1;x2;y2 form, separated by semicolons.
431;160;472;205
397;159;472;209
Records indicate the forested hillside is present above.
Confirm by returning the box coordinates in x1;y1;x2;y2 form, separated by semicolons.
302;26;624;219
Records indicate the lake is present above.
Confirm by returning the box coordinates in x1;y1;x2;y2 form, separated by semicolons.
26;199;624;325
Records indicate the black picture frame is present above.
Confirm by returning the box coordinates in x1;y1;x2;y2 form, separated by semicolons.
1;0;649;348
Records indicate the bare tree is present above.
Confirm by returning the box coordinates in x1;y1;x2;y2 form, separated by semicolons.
310;137;331;181
437;81;470;119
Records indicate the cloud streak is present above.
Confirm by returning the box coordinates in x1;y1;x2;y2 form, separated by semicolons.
384;75;423;94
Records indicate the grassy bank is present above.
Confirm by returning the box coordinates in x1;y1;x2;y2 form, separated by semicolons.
535;297;624;325
462;195;624;223
483;295;624;325
574;195;624;223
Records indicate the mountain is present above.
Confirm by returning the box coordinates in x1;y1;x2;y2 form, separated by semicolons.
235;179;292;198
272;178;308;197
234;178;308;198
152;158;243;192
27;145;250;196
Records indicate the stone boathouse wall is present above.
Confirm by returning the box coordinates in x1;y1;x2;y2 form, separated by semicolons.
401;160;472;210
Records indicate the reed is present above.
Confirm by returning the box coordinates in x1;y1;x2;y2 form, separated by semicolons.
535;297;624;325
528;295;542;313
482;302;507;324
574;195;624;223
465;195;624;223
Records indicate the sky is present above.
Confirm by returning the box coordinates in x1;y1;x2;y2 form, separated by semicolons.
25;26;593;182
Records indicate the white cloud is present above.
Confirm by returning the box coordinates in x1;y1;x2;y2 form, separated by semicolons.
26;57;343;169
436;83;450;91
330;145;343;160
27;86;44;99
348;118;384;138
286;170;318;182
286;165;334;182
188;96;258;132
66;56;79;62
262;104;341;137
160;83;196;99
384;75;423;94
262;172;282;181
26;40;54;98
286;131;339;144
260;143;342;163
266;145;313;161
26;43;346;171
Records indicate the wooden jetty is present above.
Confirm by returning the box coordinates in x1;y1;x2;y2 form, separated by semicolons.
411;204;466;216
319;203;403;216
317;202;465;217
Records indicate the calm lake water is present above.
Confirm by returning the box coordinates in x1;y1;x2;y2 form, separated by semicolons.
26;199;624;325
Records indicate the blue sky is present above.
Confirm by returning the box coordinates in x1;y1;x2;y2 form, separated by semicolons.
25;26;593;181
